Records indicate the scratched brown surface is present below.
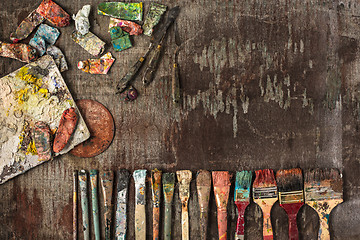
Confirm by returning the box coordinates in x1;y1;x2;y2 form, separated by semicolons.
1;0;360;239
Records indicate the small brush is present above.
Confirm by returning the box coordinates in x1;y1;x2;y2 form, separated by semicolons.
162;173;175;240
73;170;78;240
276;168;304;240
101;170;114;240
212;171;232;240
234;171;253;240
196;170;212;240
304;168;343;240
90;170;101;240
133;169;147;240
176;170;192;240
253;169;278;240
78;170;90;240
115;169;130;240
151;169;162;240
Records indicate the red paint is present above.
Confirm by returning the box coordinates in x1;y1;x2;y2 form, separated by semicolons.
53;107;78;153
279;202;304;240
235;201;249;235
217;209;228;240
36;0;70;27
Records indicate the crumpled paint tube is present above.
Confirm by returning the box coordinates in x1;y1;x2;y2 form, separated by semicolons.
53;107;78;153
196;170;212;240
133;169;147;240
101;171;114;240
78;52;115;75
162;173;175;240
90;170;100;240
10;10;45;43
71;31;105;56
98;2;143;21
151;169;162;240
0;41;38;63
115;169;130;240
73;5;91;36
78;170;90;240
46;46;68;72
36;0;71;27
109;18;143;35
29;24;60;56
110;26;132;52
176;170;192;240
212;171;232;240
33;121;52;161
142;3;167;36
73;171;78;240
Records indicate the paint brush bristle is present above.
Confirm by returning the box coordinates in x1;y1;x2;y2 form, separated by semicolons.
276;168;303;193
235;171;252;190
253;169;276;188
163;172;175;185
196;170;212;187
212;171;231;186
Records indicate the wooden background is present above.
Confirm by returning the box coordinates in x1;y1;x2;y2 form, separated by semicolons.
1;0;360;239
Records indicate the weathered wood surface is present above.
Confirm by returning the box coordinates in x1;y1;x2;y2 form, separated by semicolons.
1;0;360;239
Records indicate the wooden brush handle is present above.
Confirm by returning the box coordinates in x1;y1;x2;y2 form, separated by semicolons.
153;207;160;240
280;203;304;240
164;202;172;240
217;208;228;240
135;205;146;239
235;202;250;240
254;200;276;240
199;210;209;240
181;201;189;240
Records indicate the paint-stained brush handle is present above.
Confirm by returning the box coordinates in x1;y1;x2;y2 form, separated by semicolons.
181;203;190;240
115;169;130;240
151;169;162;240
101;171;114;240
261;206;274;240
78;170;90;240
163;173;175;240
142;40;164;86
177;170;192;240
235;202;250;240
196;170;211;240
172;52;181;106
73;171;78;240
90;170;101;240
133;170;147;240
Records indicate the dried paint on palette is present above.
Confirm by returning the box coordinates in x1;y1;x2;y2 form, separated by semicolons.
98;2;143;21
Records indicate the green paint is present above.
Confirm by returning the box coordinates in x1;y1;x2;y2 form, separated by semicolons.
98;2;143;21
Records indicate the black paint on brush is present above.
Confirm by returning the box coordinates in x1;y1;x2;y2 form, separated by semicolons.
117;169;130;192
163;172;175;184
276;168;303;192
305;168;342;183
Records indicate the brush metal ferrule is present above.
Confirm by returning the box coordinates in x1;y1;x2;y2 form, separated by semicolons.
235;189;250;201
253;187;277;199
279;190;304;204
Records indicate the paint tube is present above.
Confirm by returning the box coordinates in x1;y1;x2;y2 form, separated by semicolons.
10;10;45;43
36;0;71;27
109;18;143;35
71;31;105;56
101;171;114;240
29;24;60;56
90;170;101;240
78;52;115;75
53;107;78;153
115;169;130;240
110;26;132;52
0;41;38;63
33;121;52;161
133;169;147;240
78;170;90;240
151;169;162;240
73;5;91;36
46;46;68;72
98;2;143;21
142;3;167;36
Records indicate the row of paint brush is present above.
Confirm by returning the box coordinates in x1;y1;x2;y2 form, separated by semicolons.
73;168;342;240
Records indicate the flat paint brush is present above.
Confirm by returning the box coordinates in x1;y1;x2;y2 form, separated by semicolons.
115;169;130;240
78;170;90;240
90;170;101;240
101;170;114;240
151;169;162;240
212;171;232;240
176;170;192;240
276;168;304;240
162;173;175;240
73;170;78;240
253;169;278;240
133;169;147;240
234;171;253;240
304;168;343;240
196;170;212;240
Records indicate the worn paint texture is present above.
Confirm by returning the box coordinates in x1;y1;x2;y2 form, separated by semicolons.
46;46;68;72
177;170;192;240
73;171;77;240
71;31;105;56
73;5;91;36
151;169;162;240
2;0;360;239
10;9;45;43
29;24;60;56
97;2;143;21
78;52;115;75
142;3;167;37
101;170;114;240
32;121;52;161
162;173;175;240
196;170;211;240
36;0;70;27
115;169;130;240
89;170;100;240
109;18;143;36
133;169;147;240
53;107;78;153
78;170;90;240
0;41;37;63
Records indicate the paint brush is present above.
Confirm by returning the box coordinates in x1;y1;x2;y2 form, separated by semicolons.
212;171;232;240
89;170;101;240
176;170;192;240
196;170;212;240
115;169;130;240
253;169;278;240
276;168;304;240
234;171;253;240
73;170;78;240
133;169;147;240
151;169;162;240
101;170;114;240
78;170;90;240
304;168;343;240
162;173;175;240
